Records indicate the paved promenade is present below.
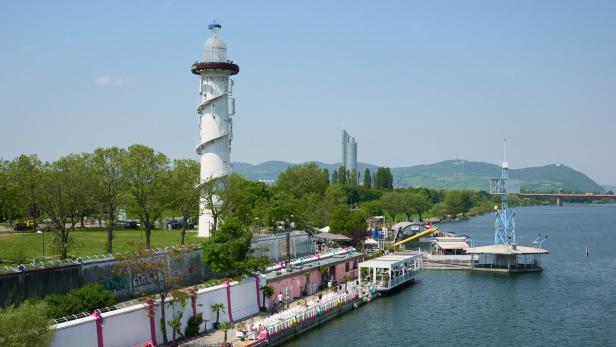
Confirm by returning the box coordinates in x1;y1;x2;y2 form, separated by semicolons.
180;280;359;347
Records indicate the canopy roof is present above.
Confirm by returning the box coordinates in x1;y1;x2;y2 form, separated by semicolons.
359;252;422;269
465;244;549;255
364;238;379;245
314;232;351;241
435;241;469;250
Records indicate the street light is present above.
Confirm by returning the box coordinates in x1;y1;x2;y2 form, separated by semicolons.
36;229;44;259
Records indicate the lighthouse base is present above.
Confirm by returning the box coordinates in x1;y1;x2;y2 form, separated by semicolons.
198;211;215;237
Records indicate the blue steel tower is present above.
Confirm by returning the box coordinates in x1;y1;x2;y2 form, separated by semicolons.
490;140;516;244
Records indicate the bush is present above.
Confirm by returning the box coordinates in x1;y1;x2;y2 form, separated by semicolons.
184;313;203;337
44;284;115;319
0;301;55;347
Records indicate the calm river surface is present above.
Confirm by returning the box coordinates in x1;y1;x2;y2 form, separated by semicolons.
285;205;616;346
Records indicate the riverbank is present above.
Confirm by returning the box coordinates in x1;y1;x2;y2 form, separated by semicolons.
180;280;371;347
284;205;616;347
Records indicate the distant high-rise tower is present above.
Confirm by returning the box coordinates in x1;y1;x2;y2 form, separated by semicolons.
191;22;239;237
341;130;357;174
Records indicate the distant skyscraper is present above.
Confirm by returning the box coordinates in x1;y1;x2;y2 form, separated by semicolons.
341;130;357;174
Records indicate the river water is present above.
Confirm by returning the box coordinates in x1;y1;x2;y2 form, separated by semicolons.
285;205;616;346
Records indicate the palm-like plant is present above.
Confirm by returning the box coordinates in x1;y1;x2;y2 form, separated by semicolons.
211;303;225;327
340;274;353;291
262;285;274;310
218;321;234;346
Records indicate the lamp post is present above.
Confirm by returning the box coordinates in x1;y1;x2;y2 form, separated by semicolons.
36;229;44;259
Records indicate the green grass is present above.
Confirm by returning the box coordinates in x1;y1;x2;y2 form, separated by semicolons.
0;229;201;266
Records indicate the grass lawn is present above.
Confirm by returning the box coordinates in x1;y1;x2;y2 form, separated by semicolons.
0;229;201;266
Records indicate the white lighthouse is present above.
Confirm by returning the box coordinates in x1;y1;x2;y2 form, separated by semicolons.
191;22;239;237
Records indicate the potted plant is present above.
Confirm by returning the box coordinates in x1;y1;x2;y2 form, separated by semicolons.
211;303;225;329
302;272;310;296
262;285;274;312
340;274;352;292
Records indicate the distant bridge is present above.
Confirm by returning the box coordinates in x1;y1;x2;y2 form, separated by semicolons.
516;193;616;206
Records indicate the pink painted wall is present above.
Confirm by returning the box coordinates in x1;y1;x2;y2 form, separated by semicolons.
266;256;365;304
267;268;322;303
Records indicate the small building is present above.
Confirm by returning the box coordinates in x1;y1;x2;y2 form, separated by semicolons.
466;243;548;272
432;236;469;256
358;252;423;292
264;249;364;305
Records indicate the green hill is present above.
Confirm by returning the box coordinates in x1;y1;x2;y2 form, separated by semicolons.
231;159;605;193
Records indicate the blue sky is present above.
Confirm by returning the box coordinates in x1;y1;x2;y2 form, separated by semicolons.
1;1;615;184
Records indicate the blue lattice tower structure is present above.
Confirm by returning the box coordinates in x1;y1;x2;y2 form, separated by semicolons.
489;140;518;244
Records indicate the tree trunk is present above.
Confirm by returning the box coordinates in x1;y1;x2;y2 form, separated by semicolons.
60;227;69;259
262;290;266;309
145;221;151;249
160;299;168;344
107;222;114;254
180;215;187;245
80;214;85;229
212;214;218;232
107;206;114;254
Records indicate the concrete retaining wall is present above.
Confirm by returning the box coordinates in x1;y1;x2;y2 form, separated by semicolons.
0;248;205;306
252;232;313;261
51;275;266;347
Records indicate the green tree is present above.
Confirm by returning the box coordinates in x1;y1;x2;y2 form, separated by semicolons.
211;303;225;326
363;168;372;188
200;176;230;233
0;301;55;347
262;285;274;309
167;288;189;345
361;200;383;217
276;163;329;199
380;191;407;222
406;191;433;221
329;205;367;235
337;166;347;184
219;321;234;346
114;245;193;345
264;191;303;229
122;144;169;249
331;170;339;184
350;169;358;186
373;166;393;190
39;154;91;258
225;174;271;227
0;159;20;222
444;190;466;217
167;159;200;245
429;202;449;220
91;147;127;253
9;155;44;230
202;217;269;276
43;284;115;319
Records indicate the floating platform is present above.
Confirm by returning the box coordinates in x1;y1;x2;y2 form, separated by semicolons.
466;243;548;273
358;252;423;292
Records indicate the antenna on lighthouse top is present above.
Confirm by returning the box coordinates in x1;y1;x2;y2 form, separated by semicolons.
502;138;508;169
208;20;221;35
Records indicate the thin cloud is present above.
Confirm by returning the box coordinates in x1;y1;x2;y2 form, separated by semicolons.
94;76;125;86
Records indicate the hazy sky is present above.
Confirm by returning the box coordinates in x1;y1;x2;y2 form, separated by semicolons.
1;1;615;184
